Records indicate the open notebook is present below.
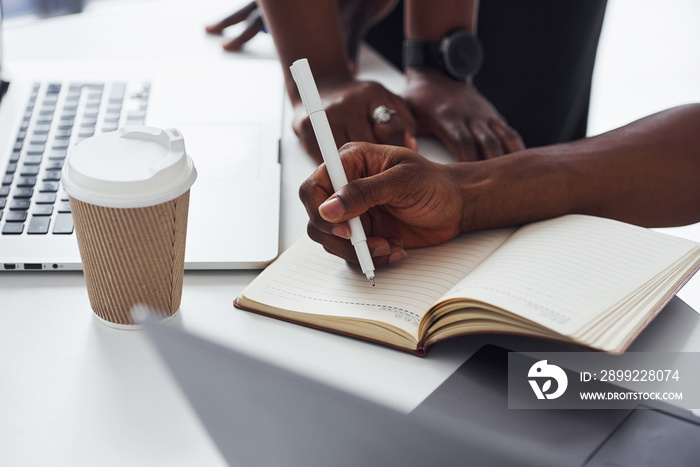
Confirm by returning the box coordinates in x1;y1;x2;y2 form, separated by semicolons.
235;215;700;355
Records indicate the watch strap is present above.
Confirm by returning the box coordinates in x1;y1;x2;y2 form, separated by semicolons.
403;39;443;70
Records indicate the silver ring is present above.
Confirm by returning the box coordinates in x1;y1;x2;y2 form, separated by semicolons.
372;105;396;124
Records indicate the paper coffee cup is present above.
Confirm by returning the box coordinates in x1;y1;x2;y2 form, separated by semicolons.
62;126;197;328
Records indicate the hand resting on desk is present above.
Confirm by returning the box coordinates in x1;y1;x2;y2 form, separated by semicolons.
207;0;523;163
299;104;700;266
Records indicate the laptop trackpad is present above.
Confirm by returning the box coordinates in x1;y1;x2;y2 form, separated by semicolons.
175;123;261;181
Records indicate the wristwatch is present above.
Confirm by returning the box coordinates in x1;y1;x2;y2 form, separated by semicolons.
404;29;483;81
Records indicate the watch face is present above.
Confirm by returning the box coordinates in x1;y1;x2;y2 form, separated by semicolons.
441;30;483;80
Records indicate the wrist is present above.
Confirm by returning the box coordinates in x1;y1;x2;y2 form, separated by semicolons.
287;68;354;106
405;67;474;86
403;27;483;82
452;150;580;232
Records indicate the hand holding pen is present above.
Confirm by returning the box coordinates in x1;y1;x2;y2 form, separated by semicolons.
291;59;377;285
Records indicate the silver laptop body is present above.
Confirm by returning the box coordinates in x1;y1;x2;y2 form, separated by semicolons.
0;15;284;271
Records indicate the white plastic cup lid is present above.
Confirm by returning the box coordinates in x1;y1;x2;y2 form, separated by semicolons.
61;126;197;208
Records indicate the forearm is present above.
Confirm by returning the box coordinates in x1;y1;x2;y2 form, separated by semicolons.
257;0;352;103
457;104;700;231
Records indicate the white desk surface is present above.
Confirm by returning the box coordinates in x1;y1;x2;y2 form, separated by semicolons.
2;1;700;466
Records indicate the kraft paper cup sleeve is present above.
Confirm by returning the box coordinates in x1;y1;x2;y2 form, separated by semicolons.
69;190;191;326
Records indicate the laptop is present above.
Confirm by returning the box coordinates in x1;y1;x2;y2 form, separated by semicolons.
141;315;514;467
142;298;700;467
0;9;284;271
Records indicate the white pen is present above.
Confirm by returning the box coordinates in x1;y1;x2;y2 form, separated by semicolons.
290;58;376;286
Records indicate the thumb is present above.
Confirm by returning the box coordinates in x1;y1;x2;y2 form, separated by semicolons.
318;170;402;222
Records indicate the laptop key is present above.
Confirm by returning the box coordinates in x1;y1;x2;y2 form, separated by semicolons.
33;205;53;216
13;188;34;199
20;166;40;176
43;170;62;182
39;106;56;115
6;211;28;222
24;156;43;165
30;134;49;144
2;175;13;185
17;177;37;188
27;216;51;235
0;186;9;197
0;198;6;210
6;163;17;174
39;181;59;192
57;201;72;213
52;213;74;234
48;150;67;160
36;193;56;204
10;199;31;210
53;129;72;139
26;144;46;155
2;223;24;235
46;160;64;170
57;120;74;130
33;123;51;134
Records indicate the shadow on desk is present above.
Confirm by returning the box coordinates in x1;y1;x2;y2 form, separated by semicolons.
411;298;700;467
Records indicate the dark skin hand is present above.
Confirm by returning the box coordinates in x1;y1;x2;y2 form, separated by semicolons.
299;104;700;266
205;0;397;72
403;0;524;161
254;0;417;163
404;69;524;161
300;143;465;263
292;79;418;165
205;2;264;52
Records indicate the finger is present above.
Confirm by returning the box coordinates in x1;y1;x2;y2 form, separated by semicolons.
307;224;407;267
433;120;478;162
307;223;358;264
344;113;377;145
318;167;409;223
490;119;525;154
222;15;264;51
371;111;407;147
387;94;417;150
299;164;350;237
469;121;504;160
205;2;257;34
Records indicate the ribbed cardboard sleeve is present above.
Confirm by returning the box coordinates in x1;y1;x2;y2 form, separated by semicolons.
69;191;190;325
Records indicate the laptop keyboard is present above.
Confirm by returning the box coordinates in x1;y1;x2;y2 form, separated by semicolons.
1;81;150;236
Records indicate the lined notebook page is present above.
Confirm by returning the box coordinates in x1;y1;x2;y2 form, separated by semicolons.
442;215;699;336
240;229;514;339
